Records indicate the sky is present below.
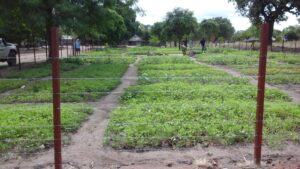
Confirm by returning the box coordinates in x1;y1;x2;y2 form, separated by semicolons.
136;0;299;31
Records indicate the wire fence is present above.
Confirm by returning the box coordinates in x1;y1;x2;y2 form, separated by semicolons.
0;40;96;70
0;39;299;168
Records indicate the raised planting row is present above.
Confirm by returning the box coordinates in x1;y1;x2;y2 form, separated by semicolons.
105;55;300;149
0;51;135;154
0;59;86;92
86;47;182;56
0;103;92;153
0;56;135;103
197;48;300;85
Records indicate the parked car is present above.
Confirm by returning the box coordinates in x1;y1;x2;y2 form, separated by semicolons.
0;38;17;66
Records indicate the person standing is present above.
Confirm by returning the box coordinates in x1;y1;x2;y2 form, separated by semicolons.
75;38;81;55
200;38;206;53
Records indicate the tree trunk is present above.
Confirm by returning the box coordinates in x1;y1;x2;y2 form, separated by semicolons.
174;41;177;47
184;38;188;47
46;8;53;59
268;21;274;47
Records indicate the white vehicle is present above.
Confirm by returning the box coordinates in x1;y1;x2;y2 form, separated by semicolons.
0;38;17;66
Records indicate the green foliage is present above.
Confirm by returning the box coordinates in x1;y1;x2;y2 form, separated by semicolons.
0;49;135;152
232;26;260;41
149;36;160;46
164;8;197;42
229;0;300;45
0;59;86;92
151;22;167;45
0;63;130;103
198;19;219;41
283;25;300;41
0;0;140;46
199;17;235;41
197;48;300;84
0;103;92;152
105;54;299;148
0;80;27;93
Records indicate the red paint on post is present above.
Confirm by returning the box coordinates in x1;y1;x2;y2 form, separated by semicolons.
254;23;269;165
51;27;62;169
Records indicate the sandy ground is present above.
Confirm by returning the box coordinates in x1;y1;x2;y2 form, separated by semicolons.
1;57;300;169
190;57;300;103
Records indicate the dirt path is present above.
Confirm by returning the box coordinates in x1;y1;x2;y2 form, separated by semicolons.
2;57;300;169
190;57;300;103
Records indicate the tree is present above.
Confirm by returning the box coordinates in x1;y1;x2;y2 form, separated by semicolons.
115;0;141;40
0;0;140;54
232;25;260;40
283;25;300;41
0;1;44;48
213;17;235;40
229;0;300;45
199;19;219;41
151;22;167;45
164;8;197;49
198;17;235;42
136;23;151;44
273;29;283;41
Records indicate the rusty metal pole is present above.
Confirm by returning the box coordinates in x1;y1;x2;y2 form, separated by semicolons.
254;23;269;166
51;27;62;169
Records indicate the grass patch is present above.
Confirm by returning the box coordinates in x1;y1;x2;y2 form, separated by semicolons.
0;50;135;154
0;80;27;93
105;54;300;149
197;48;300;85
0;58;86;92
0;62;132;103
0;103;92;152
139;56;249;85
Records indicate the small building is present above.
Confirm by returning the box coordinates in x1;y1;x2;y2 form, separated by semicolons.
244;37;259;43
128;35;143;46
244;37;259;50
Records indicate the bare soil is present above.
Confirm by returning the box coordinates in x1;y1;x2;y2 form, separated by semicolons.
1;57;300;169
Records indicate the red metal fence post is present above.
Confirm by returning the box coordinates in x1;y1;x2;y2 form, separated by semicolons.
254;23;269;166
51;27;62;169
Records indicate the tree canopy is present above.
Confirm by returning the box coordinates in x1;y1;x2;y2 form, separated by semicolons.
198;17;235;42
0;0;140;49
283;25;300;41
164;8;198;47
229;0;300;45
